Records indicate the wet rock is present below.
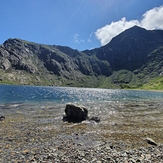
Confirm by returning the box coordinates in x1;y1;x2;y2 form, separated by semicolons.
0;116;5;121
22;149;29;155
146;137;157;146
63;103;88;123
88;116;100;123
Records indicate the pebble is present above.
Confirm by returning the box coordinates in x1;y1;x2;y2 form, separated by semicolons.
146;137;157;146
0;115;5;121
1;102;163;163
15;139;162;163
1;134;163;163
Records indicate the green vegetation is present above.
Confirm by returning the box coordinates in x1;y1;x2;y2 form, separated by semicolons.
141;76;163;90
1;67;163;91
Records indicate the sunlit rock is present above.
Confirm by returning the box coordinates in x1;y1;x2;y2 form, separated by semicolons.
146;137;157;146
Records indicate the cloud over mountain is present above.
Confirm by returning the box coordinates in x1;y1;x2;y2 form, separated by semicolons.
95;5;163;46
141;5;163;30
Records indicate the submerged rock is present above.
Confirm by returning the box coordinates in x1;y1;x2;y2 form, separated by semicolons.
88;116;100;123
0;116;5;121
63;103;88;123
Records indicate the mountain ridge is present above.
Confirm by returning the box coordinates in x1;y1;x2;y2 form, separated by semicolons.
0;26;163;89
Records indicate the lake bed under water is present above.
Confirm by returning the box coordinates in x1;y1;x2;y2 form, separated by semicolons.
0;85;163;161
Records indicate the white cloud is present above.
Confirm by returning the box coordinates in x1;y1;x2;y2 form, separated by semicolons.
95;17;139;46
73;33;84;44
73;34;79;43
141;6;163;30
73;33;93;44
95;5;163;46
87;32;94;43
87;38;92;42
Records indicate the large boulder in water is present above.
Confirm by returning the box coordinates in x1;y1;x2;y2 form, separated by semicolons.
63;103;88;122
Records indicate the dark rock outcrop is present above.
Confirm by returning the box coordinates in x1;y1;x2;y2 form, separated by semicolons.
0;57;11;70
0;38;112;79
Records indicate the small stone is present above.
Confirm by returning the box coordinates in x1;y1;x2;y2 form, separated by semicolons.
110;145;114;149
97;161;102;163
146;137;157;146
145;154;151;159
91;158;97;162
0;116;5;121
22;149;29;154
124;161;129;163
82;158;87;162
89;116;100;123
79;152;85;157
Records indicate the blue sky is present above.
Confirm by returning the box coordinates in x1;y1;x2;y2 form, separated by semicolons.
0;0;163;51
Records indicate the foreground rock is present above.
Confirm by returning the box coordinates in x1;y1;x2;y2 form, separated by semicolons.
63;103;101;123
63;103;88;122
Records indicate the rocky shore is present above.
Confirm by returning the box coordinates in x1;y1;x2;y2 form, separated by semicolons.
1;131;163;162
0;101;163;162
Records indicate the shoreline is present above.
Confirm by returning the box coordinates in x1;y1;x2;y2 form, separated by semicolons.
1;83;163;92
1;101;163;162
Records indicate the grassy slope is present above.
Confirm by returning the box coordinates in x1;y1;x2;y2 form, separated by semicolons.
1;67;163;90
1;68;163;90
141;76;163;90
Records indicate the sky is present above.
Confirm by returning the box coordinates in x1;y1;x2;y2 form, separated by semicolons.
0;0;163;51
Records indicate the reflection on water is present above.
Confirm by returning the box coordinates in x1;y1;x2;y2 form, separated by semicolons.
1;85;163;126
1;85;163;121
0;85;163;106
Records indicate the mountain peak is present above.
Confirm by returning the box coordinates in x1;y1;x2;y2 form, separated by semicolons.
128;25;145;30
124;25;147;34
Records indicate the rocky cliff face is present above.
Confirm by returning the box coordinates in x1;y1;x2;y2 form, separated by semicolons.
0;26;163;88
84;26;163;71
0;38;113;77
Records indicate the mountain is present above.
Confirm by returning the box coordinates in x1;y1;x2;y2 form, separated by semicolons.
0;38;112;87
0;26;163;89
83;26;163;70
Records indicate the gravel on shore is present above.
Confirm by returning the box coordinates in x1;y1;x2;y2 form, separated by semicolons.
0;102;163;162
1;132;163;163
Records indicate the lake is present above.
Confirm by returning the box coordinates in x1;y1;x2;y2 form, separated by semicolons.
1;84;163;105
1;84;163;120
